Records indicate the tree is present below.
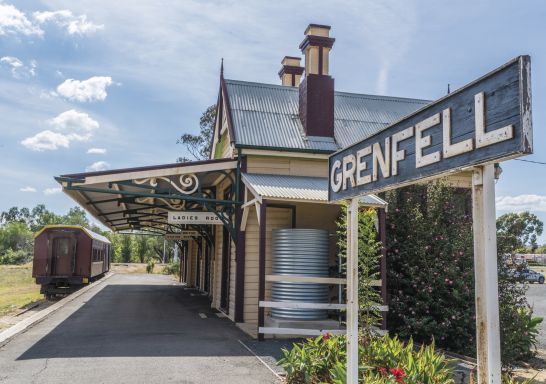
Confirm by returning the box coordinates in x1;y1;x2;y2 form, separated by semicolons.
136;235;151;263
62;207;90;227
177;104;216;161
29;204;60;231
121;235;132;263
497;212;543;253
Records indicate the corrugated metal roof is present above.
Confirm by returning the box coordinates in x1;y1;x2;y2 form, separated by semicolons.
242;173;386;207
225;79;429;151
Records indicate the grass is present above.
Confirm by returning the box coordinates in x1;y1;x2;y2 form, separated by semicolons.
0;263;42;317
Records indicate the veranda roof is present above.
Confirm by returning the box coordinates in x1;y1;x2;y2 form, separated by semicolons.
56;158;239;234
241;173;387;207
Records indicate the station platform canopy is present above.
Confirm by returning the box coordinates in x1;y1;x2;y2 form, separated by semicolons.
56;158;240;235
56;157;386;237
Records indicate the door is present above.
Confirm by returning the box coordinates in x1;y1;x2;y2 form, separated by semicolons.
52;237;73;276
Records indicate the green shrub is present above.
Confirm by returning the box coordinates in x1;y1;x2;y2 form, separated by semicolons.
162;260;180;277
0;248;32;264
146;259;155;274
278;334;454;384
337;206;383;336
383;181;542;366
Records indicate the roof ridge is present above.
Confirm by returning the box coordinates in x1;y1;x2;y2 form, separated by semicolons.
224;78;430;103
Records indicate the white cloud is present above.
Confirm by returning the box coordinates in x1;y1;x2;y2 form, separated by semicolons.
21;110;99;151
57;76;113;102
21;130;70;151
48;109;99;141
0;4;43;36
33;9;103;36
20;186;37;193
43;187;62;195
87;147;106;154
496;195;546;213
86;161;110;172
0;56;37;79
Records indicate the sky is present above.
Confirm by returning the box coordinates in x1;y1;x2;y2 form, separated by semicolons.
0;0;545;242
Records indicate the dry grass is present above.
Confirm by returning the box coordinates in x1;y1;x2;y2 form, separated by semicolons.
111;263;167;274
0;263;43;317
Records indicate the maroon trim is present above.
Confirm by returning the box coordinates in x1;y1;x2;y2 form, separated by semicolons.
257;200;267;341
291;75;295;87
234;156;247;323
378;208;388;330
61;158;236;179
220;75;237;145
216;84;224;142
299;35;335;51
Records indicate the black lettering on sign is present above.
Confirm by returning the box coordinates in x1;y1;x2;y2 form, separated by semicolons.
329;56;532;201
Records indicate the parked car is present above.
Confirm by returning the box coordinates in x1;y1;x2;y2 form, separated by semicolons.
510;267;545;284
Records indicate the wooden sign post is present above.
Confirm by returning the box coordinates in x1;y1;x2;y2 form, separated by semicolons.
472;165;502;383
329;56;532;384
346;198;359;383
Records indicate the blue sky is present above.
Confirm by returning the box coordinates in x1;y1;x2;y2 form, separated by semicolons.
1;0;545;242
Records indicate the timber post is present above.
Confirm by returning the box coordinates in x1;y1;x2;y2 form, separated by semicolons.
346;197;360;383
472;164;502;383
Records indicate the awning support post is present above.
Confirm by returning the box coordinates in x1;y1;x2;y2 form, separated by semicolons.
472;164;502;384
346;197;359;384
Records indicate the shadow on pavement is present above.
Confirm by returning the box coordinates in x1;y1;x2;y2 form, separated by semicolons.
18;284;254;359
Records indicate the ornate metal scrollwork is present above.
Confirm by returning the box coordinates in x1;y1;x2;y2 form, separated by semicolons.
134;174;199;195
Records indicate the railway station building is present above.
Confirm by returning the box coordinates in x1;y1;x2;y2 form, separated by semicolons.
56;24;431;338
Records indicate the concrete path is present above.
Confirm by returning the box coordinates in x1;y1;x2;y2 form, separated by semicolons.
527;283;546;350
0;274;279;384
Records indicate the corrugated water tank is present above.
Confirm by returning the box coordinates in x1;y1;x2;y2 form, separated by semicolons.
271;228;330;320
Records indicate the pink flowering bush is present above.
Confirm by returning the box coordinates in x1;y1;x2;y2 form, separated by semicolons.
383;181;542;365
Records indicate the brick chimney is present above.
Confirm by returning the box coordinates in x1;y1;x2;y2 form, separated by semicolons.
279;56;304;87
299;24;335;137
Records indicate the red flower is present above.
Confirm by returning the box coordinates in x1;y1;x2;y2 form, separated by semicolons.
322;332;331;342
390;367;406;383
378;367;387;376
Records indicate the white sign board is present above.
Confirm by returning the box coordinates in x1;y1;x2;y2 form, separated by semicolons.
168;211;226;225
164;231;199;241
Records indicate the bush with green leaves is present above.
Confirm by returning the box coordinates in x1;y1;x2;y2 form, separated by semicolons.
278;333;454;384
162;260;180;277
146;259;155;274
383;181;543;365
336;206;383;335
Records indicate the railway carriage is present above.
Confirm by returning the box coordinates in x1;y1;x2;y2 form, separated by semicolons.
33;225;111;298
